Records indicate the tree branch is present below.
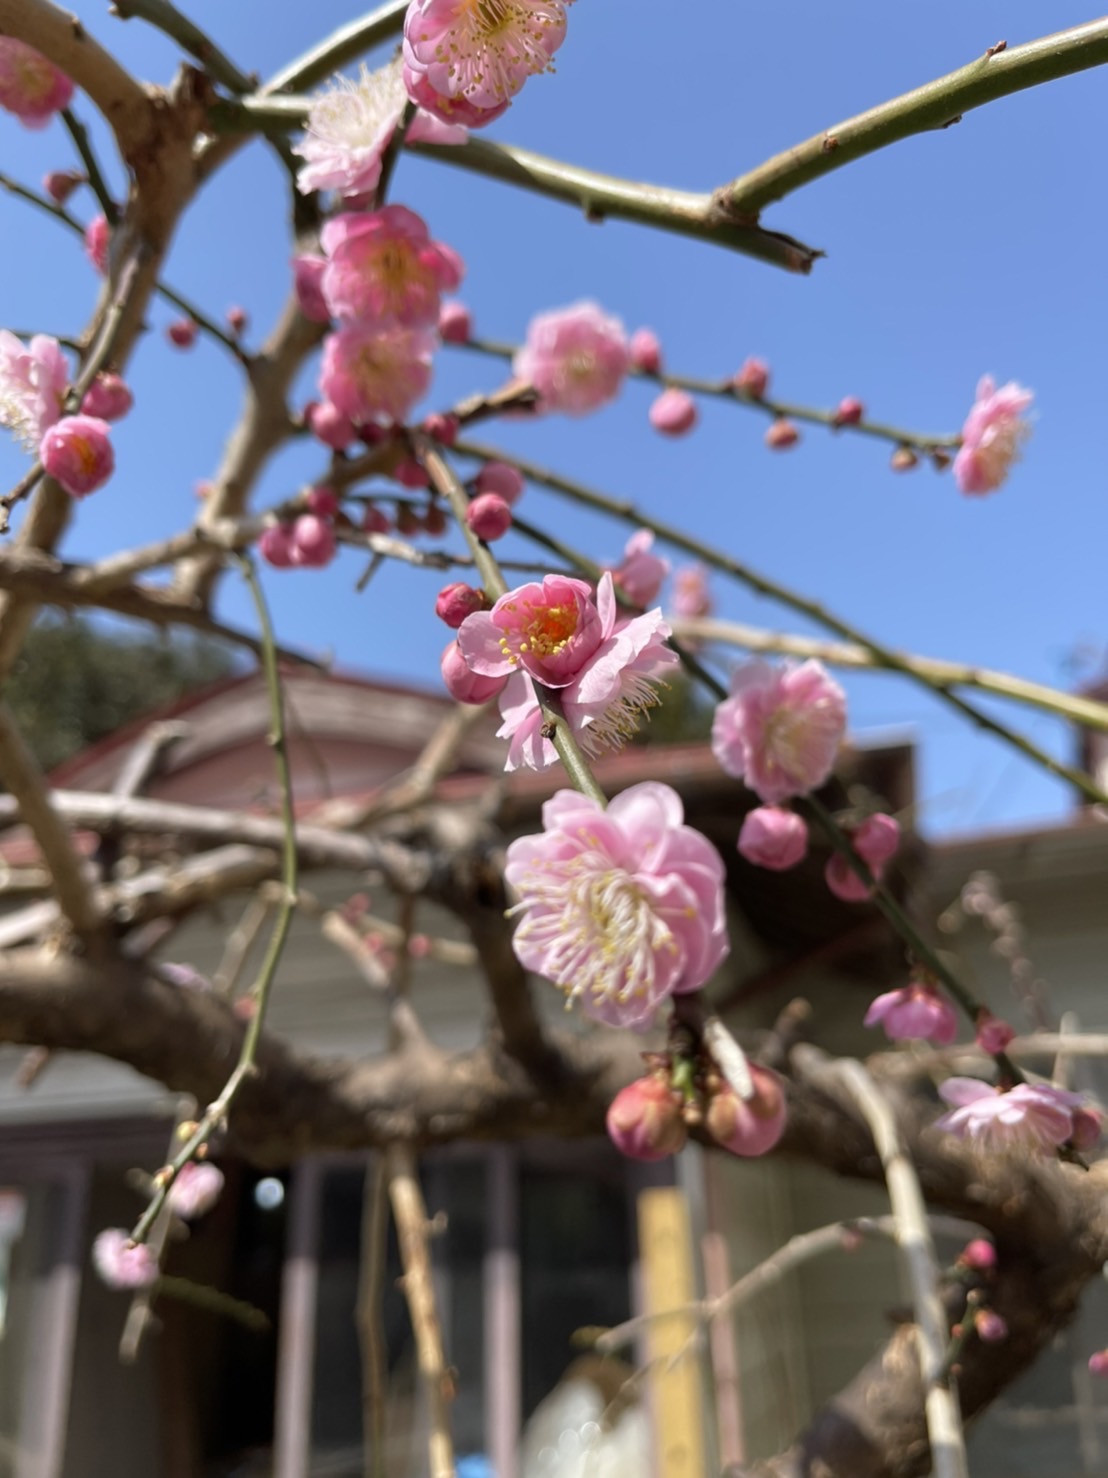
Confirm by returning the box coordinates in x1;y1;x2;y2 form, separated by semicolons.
717;21;1108;218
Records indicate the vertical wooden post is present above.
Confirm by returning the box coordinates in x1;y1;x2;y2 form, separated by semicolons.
273;1158;321;1478
637;1187;706;1478
485;1145;520;1478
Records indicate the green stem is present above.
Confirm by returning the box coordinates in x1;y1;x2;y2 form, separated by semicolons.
720;21;1108;217
130;554;298;1245
411;434;609;808
263;0;409;94
60;109;118;225
453;439;1108;809
458;336;960;456
154;1274;271;1331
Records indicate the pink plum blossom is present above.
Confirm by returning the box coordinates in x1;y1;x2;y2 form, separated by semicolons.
670;563;712;620
705;1067;788;1158
934;1077;1083;1153
320;206;462;329
606;1076;687;1161
85;215;109;275
92;1229;158;1290
953;376;1034;495
504;782;729;1028
0;331;68;450
475;461;524;505
259;523;297;568
1070;1107;1103;1152
466;492;512;540
43;168;83;204
167;1162;225;1220
0;37;73;127
975;1012;1015;1056
765;418;799;450
307;399;356;450
712;659;847;805
854;812;901;867
292;254;331;323
649;387;698;436
441;639;507;704
610;530;669;607
291;513;337;568
320;324;436;426
738;807;808;871
40;414;114;497
628;327;662;374
864;979;958;1045
458;572;605;688
295;56;466;198
513;301;630;416
438;299;472;342
81;372;133;422
436;582;486;628
403;0;567;116
734;356;770;398
402;61;509;128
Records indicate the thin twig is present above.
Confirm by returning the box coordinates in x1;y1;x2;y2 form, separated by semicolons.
129;555;299;1245
60;107;118;224
385;1143;455;1478
830;1058;969;1478
357;1157;390;1478
109;0;257;94
719;20;1108;217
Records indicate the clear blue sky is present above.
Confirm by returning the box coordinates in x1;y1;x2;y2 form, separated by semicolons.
1;3;1105;838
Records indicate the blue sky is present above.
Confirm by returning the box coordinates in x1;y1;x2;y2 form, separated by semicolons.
0;3;1105;838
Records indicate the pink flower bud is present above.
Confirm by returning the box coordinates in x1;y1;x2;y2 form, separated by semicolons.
226;304;248;336
765;418;799;451
853;813;901;867
475;461;525;506
734;356;770;399
466;492;512;541
423;503;447;536
890;446;919;472
40;414;114;498
0;38;74;127
394;458;430;489
705;1066;787;1158
974;1012;1015;1056
292;254;330;323
959;1239;997;1272
1089;1350;1108;1377
436;582;487;629
167;1161;224;1220
628;327;663;374
362;504;392;535
649;387;698;436
92;1229;158;1290
306;485;339;517
1070;1107;1103;1151
43;169;83;205
737;807;808;871
441;639;508;704
834;396;865;426
84;214;109;275
974;1309;1008;1343
438;299;472;343
80;372;133;422
306;399;357;451
422;412;459;445
291;513;337;568
167;318;197;350
825;853;874;903
258;522;297;568
606;1076;687;1161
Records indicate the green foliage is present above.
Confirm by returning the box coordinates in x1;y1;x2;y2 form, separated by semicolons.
4;617;239;771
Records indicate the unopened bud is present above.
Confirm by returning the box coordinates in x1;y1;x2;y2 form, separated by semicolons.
649;387;698;436
890;446;919;472
704;1065;787;1158
466;493;512;541
834;395;865;426
436;582;487;628
733;356;770;399
628;327;663;375
765;418;799;451
606;1075;688;1162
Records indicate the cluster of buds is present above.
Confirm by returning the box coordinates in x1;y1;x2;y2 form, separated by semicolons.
606;1048;787;1164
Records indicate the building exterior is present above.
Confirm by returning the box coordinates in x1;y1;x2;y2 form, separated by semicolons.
0;668;1105;1476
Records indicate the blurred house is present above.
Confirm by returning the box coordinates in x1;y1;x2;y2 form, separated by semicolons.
0;667;1105;1476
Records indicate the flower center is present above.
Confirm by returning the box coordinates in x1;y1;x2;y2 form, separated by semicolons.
512;854;677;1012
433;0;566;103
498;599;579;664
